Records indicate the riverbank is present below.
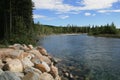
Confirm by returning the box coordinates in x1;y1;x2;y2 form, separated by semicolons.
88;34;120;38
0;44;62;80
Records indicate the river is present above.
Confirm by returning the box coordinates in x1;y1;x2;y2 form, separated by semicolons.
37;34;120;80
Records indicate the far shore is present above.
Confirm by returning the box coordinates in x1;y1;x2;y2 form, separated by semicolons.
88;34;120;38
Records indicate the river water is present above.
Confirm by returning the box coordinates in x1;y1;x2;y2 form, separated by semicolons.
37;34;120;80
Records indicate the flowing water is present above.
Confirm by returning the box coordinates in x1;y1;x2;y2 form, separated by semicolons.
37;34;120;80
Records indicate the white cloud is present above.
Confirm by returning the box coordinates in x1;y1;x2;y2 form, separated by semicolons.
80;0;119;10
84;12;96;16
33;14;46;19
59;15;69;19
85;12;91;16
32;0;120;13
98;9;120;13
32;0;75;13
92;14;96;16
33;14;56;21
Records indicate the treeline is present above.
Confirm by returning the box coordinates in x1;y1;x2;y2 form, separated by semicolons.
34;22;118;34
34;22;120;38
0;0;35;45
34;23;90;35
89;22;119;35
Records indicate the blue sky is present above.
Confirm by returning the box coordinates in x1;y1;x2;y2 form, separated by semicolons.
32;0;120;28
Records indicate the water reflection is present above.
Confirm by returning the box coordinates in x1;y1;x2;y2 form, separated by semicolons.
37;34;120;80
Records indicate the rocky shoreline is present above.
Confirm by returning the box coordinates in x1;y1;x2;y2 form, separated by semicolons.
0;44;62;80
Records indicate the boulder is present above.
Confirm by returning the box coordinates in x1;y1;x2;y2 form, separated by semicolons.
28;50;43;61
10;50;24;58
34;64;46;73
50;63;58;78
0;71;21;80
41;55;52;65
31;56;42;64
39;72;54;80
0;69;3;75
41;61;50;72
2;59;23;72
18;52;34;60
34;61;50;73
9;43;23;50
37;46;48;56
2;58;12;64
21;57;34;68
29;50;51;64
0;48;16;59
22;72;40;80
55;76;61;80
14;72;24;79
0;49;24;59
24;67;42;75
0;59;4;68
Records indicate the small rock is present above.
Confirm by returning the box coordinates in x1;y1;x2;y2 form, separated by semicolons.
64;72;69;77
39;72;54;80
21;44;30;51
28;45;34;50
70;73;74;79
22;44;28;49
0;71;21;80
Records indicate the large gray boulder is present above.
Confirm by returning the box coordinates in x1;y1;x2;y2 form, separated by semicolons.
0;71;21;80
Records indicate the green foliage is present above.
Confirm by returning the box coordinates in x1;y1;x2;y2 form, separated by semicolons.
34;23;90;35
89;22;118;35
0;0;35;45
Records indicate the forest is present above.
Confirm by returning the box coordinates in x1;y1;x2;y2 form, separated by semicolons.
0;0;120;45
0;0;35;45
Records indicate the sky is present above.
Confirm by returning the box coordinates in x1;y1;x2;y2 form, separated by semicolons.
32;0;120;28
